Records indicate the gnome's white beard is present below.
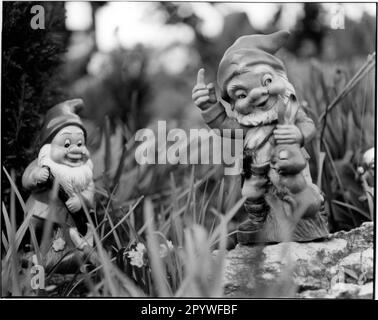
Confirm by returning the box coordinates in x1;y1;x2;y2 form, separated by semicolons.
38;144;93;196
231;72;296;127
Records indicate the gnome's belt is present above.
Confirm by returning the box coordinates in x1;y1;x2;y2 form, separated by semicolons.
40;166;89;236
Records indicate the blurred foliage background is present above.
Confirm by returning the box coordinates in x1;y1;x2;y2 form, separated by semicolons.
2;1;376;238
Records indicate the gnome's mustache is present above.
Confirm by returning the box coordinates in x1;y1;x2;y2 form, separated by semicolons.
231;104;279;127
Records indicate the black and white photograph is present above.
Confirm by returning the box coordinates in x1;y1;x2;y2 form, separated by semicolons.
1;1;376;302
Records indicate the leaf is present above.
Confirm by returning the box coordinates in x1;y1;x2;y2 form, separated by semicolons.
143;198;171;297
332;200;370;220
343;267;359;281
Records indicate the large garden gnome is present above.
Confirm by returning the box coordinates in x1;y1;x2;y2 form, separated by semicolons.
192;30;329;243
22;99;96;272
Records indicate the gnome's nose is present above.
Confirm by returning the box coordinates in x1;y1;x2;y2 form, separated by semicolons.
248;87;269;105
69;145;84;155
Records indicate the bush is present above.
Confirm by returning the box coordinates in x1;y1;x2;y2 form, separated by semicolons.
1;1;69;202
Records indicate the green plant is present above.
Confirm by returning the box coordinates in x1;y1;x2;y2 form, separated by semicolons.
287;53;375;231
1;160;245;297
2;1;69;207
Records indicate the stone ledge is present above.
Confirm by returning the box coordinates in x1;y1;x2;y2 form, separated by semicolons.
223;222;374;298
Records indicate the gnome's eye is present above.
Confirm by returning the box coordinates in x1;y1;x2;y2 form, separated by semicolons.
262;74;273;86
77;140;83;147
235;90;247;100
64;139;71;148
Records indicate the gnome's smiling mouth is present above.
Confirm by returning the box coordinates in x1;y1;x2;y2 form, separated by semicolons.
252;95;278;112
254;95;270;108
65;153;84;166
253;96;270;108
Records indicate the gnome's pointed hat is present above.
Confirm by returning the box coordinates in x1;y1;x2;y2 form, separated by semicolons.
217;30;290;102
40;99;86;145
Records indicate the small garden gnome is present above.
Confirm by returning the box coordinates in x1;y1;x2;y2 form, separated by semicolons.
192;30;328;243
359;147;374;188
357;147;374;210
22;99;96;272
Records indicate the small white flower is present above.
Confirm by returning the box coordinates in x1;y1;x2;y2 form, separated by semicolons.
127;250;144;268
52;237;66;252
166;240;174;250
159;240;174;258
126;242;146;268
135;242;146;252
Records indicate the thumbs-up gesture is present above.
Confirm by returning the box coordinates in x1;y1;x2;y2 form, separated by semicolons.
192;68;217;110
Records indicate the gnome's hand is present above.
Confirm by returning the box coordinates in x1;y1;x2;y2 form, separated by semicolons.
34;167;50;184
66;195;82;213
274;124;303;145
192;68;217;110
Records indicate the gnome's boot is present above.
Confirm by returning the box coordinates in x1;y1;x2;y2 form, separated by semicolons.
237;197;269;244
238;159;271;244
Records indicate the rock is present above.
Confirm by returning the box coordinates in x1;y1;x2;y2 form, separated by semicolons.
300;281;374;299
223;222;373;298
329;283;361;298
339;248;373;281
300;283;362;299
300;288;332;299
328;222;373;251
358;282;373;299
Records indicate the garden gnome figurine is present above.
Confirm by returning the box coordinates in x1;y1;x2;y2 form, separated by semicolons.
357;147;374;206
22;99;96;272
359;147;374;187
192;30;328;243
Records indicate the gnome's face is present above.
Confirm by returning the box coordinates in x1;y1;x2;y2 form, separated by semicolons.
49;125;90;167
226;64;287;116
